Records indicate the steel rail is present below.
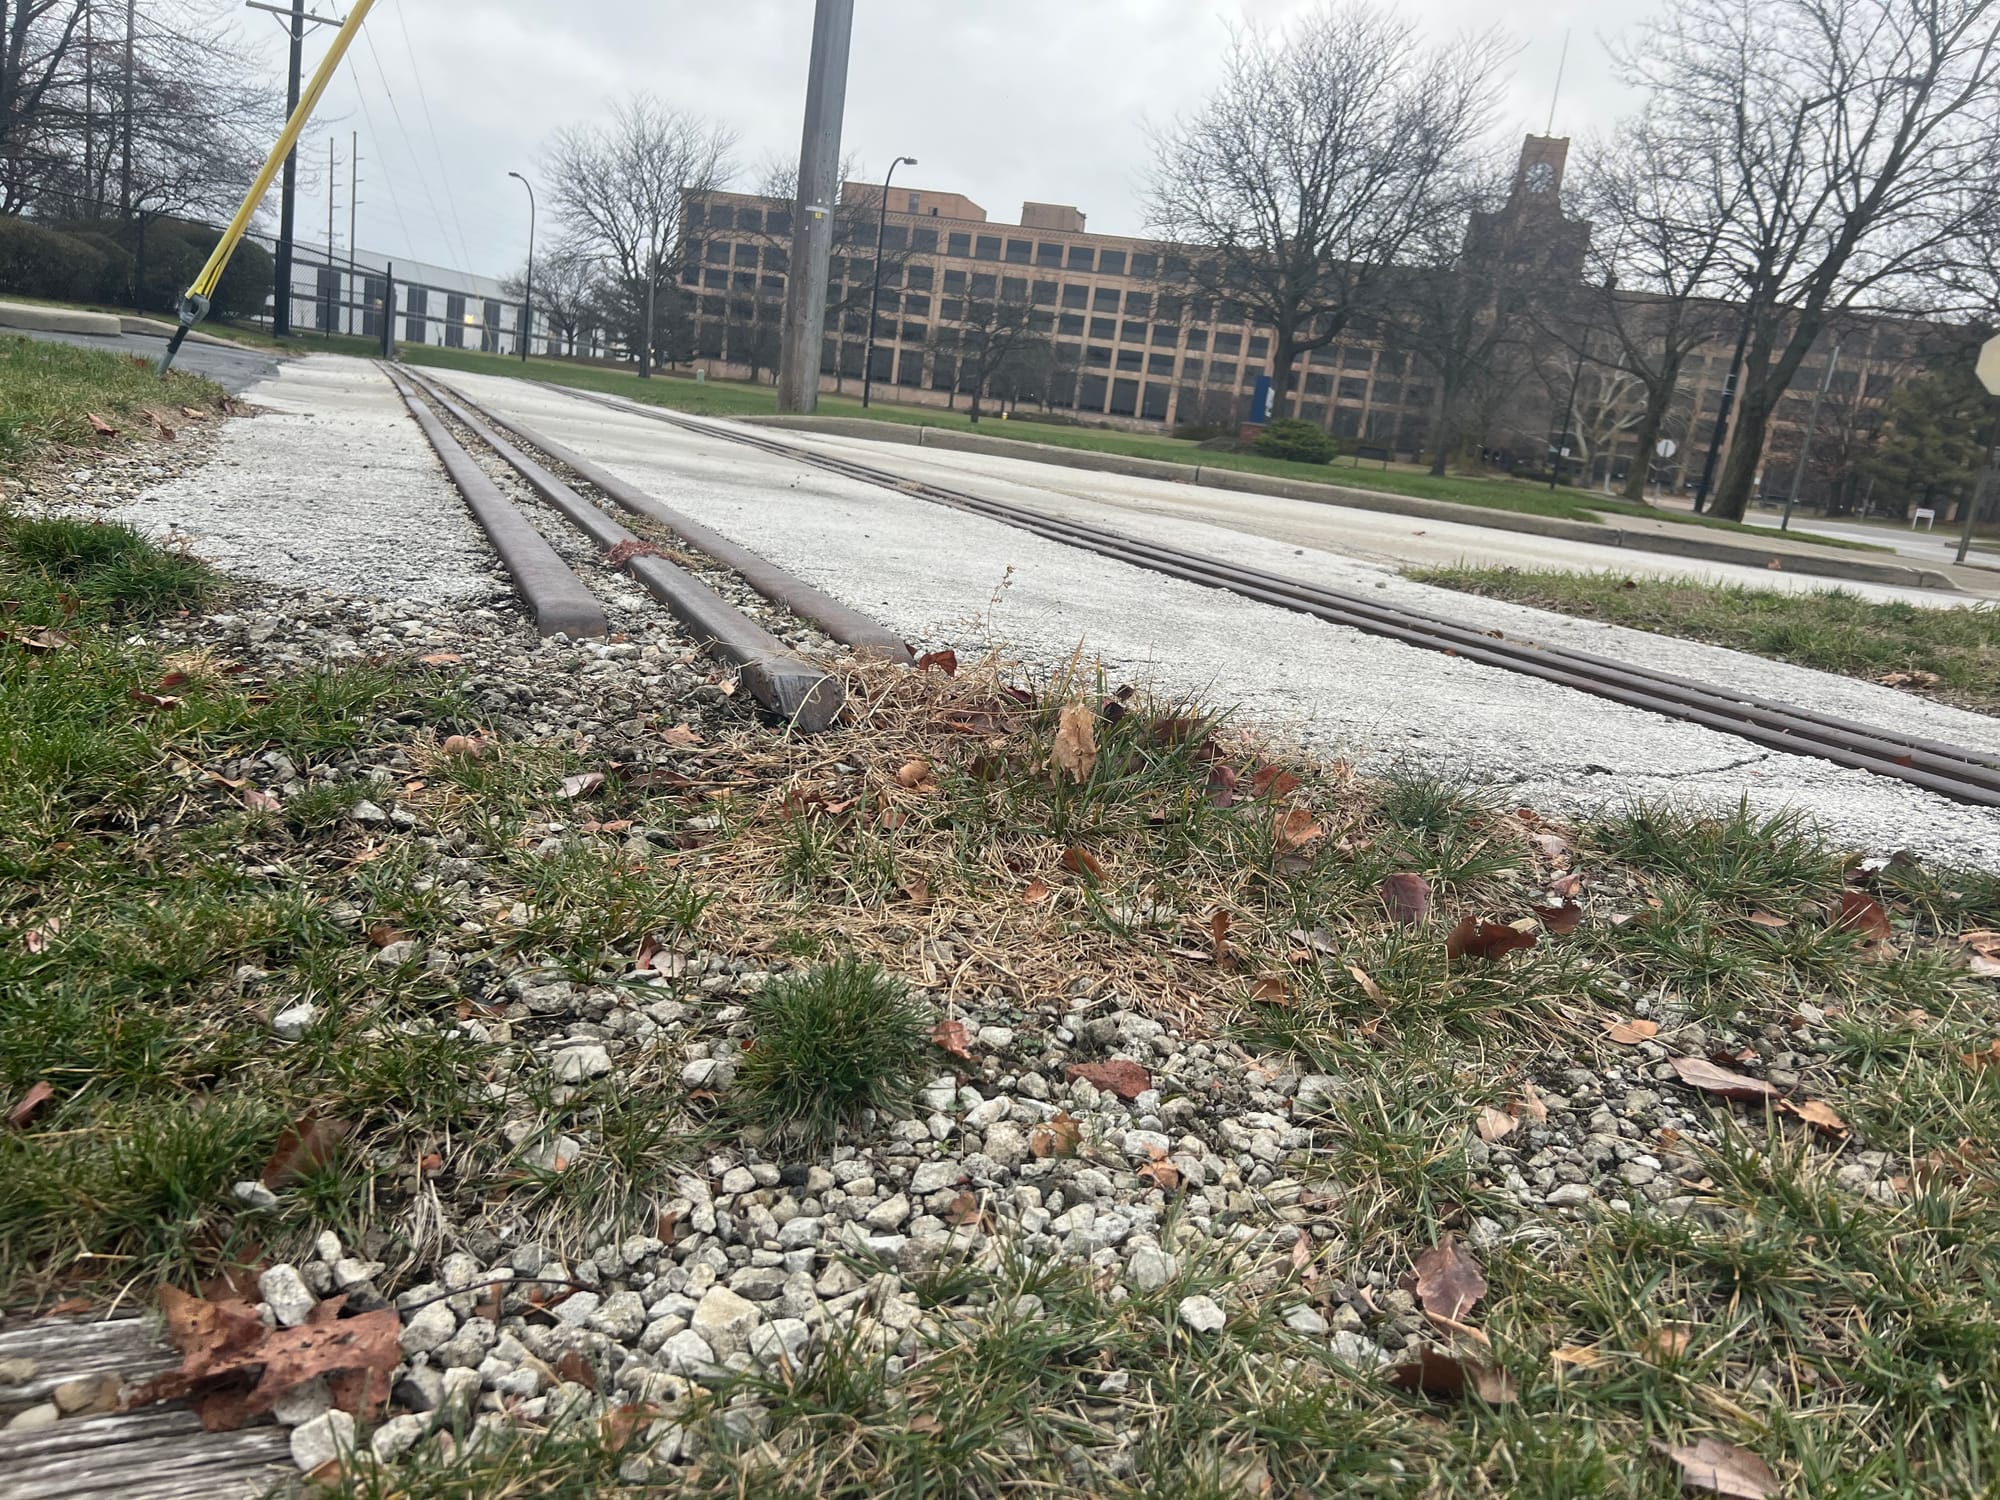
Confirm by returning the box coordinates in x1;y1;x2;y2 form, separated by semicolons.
527;385;2000;808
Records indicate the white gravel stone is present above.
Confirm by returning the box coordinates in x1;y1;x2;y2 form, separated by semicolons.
258;1264;316;1327
749;1318;813;1369
1127;1246;1179;1292
5;1404;59;1432
289;1410;355;1472
690;1286;763;1358
551;1044;614;1082
910;1161;960;1194
270;1001;316;1041
1177;1294;1227;1335
371;1413;429;1462
661;1329;722;1378
231;1181;279;1210
399;1300;459;1355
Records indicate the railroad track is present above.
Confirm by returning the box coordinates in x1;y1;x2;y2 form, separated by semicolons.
527;382;2000;810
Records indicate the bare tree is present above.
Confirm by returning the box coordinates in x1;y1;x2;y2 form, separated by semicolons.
1623;0;2000;520
1;0;87;211
935;293;1046;424
1567;115;1744;499
545;94;734;377
503;241;598;357
1144;2;1506;419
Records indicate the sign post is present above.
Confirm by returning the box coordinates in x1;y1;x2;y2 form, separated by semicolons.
1967;333;2000;564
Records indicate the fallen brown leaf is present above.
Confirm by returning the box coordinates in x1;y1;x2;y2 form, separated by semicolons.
1249;974;1292;1006
560;772;604;799
1604;1017;1660;1046
1272;806;1325;856
85;411;117;437
1137;1153;1181;1191
895;758;933;789
1530;902;1582;935
1781;1099;1847;1134
1386;1345;1515;1404
1022;879;1051;904
1053;702;1099;782
931;1019;974;1060
1409;1235;1487;1322
1638;1326;1692;1362
7;1080;54;1129
1475;1106;1517;1143
1379;872;1431;925
1670;1056;1782;1102
1029;1111;1082;1158
1833;890;1893;944
261;1115;355;1189
660;723;703;748
1061;846;1105;882
1516;1080;1548;1123
1650;1436;1779;1499
915;649;958;675
1445;916;1537;962
440;733;484;759
1065;1059;1152;1100
1346;964;1384;1001
1551;1345;1605;1368
1208;908;1232;966
1745;910;1790;929
1249;763;1301;800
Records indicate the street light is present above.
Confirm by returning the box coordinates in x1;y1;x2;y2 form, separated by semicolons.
861;155;916;410
508;170;535;363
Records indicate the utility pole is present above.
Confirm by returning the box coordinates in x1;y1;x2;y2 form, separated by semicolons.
775;0;855;414
271;0;304;335
509;170;536;362
83;3;95;216
326;135;338;334
862;155;916;410
347;130;359;334
120;0;134;217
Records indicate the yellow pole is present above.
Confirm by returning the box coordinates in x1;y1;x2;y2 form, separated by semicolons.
161;0;378;371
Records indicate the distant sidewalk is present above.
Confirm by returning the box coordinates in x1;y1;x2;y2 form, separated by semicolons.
748;412;1972;594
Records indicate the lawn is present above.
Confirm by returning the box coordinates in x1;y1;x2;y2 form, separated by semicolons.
4;497;1999;1494
0;332;227;478
1410;564;2000;716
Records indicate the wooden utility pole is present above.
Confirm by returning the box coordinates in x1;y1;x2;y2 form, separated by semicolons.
775;0;854;414
120;0;133;216
272;0;305;335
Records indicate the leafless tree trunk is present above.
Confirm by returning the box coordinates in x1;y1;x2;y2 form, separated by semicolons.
1622;0;2000;520
1144;2;1505;419
545;94;735;377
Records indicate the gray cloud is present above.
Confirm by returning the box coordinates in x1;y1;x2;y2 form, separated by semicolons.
251;0;1654;279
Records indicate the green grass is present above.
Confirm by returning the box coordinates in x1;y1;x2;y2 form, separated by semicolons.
0;333;226;476
1409;565;2000;714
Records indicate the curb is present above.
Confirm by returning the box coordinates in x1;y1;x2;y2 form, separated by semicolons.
743;414;1955;592
383;368;609;641
403;370;845;730
0;300;121;336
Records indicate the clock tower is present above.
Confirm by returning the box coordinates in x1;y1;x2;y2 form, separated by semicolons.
1465;134;1591;280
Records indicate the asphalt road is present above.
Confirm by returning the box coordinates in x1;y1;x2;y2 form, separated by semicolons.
10;324;281;394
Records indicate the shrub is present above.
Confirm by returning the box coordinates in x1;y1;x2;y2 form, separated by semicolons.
1253;417;1339;465
0;216;106;303
733;958;932;1146
1173;421;1233;442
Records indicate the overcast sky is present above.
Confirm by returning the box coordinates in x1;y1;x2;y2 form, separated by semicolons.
246;0;1659;281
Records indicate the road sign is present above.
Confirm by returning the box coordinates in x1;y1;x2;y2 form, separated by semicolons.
1654;437;1678;459
1977;332;2000;395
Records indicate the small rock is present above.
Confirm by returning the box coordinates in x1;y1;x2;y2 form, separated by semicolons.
588;1291;648;1341
350;799;388;824
5;1404;59;1433
1329;1331;1388;1368
271;1374;332;1428
231;1181;280;1210
399;1300;459;1355
660;1329;721;1378
910;1161;959;1194
258;1264;317;1328
371;1413;429;1462
271;1002;316;1041
748;1318;812;1369
0;1357;39;1386
691;1286;762;1358
289;1410;355;1472
1178;1295;1227;1334
1545;1183;1593;1208
865;1194;912;1232
375;940;421;966
1127;1246;1179;1292
1282;1305;1328;1337
552;1044;614;1083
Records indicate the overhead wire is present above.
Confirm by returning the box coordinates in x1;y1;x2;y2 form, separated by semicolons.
343;47;417;268
357;18;464;274
392;0;474;273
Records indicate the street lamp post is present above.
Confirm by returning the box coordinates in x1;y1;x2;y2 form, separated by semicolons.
508;170;535;362
861;155;916;410
1779;337;1838;532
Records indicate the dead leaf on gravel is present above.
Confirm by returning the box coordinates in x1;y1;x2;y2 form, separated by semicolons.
1962;929;2000;956
1530;902;1582;935
661;724;703;748
1530;831;1571;861
238;786;282;813
1386;1345;1515;1404
1833;891;1892;944
1029;1111;1082;1159
7;1080;54;1129
1670;1056;1782;1102
895;758;933;789
128;688;183;709
916;649;958;675
931;1019;974;1060
560;772;604;799
1409;1235;1487;1322
1781;1099;1847;1134
1516;1080;1548;1123
1272;806;1325;856
1650;1436;1779;1499
1065;1059;1151;1100
1445;916;1537;962
418;651;463;666
1061;846;1105;882
130;1288;399;1431
1053;703;1098;782
1290;926;1339;958
1208;909;1232;966
85;411;117;437
1137;1152;1181;1191
1249;975;1292;1006
365;923;406;949
1379;872;1431;925
1250;764;1301;801
1551;1345;1605;1369
261;1114;355;1189
1604;1017;1659;1046
1548;872;1584;900
439;733;484;759
1475;1107;1517;1143
601;1403;658;1454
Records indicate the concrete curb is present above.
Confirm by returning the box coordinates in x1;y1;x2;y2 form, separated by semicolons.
116;316;238;348
0;300;121;336
744;414;1956;592
448;376;912;664
403;369;844;730
383;368;609;640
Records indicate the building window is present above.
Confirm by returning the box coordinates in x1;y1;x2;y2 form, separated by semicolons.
931;355;957;390
765;246;788;274
906;295;931;317
737;208;762;233
1185;328;1208;351
1059;312;1085;336
1333;407;1361;438
907;264;934;291
1310;346;1338;365
1036;242;1064;267
1121;319;1148;343
707;206;733;231
703;268;728;290
1131;252;1158;279
1374;381;1402;405
899;320;925;342
943;268;967;293
1141;382;1169;420
1152;324;1178;346
1086;345;1111;367
1002;276;1027;300
868;345;894;381
1339;377;1367;401
1005;238;1032;263
1366;409;1396;440
1180;358;1203;381
940;298;963;321
1030;310;1053;333
1032;280;1057;305
1090;317;1116;340
1098;250;1128;277
947;231;971;257
1093;286;1120;311
1299;402;1327;427
443;289;466;346
1342;347;1372;368
705;240;728;263
898;349;925;385
1116;349;1142;371
404;285;428;343
1407;385;1433;407
1306;373;1331;397
1247;335;1268;359
912;227;938;253
971;272;996;297
1209;363;1238;386
1079;373;1108;410
1214;331;1242;355
839;341;864;377
877;224;905;252
1061;284;1088;309
1124;290;1152;317
1067;245;1095;271
975;234;1001;260
1110;377;1138;415
906;192;920;212
1148;353;1174;376
734;239;760;265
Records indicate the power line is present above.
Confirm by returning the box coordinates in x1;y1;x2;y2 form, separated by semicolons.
358;21;463;273
392;0;472;273
343;47;416;260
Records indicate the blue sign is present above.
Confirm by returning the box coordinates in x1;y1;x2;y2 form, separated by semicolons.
1249;374;1274;424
